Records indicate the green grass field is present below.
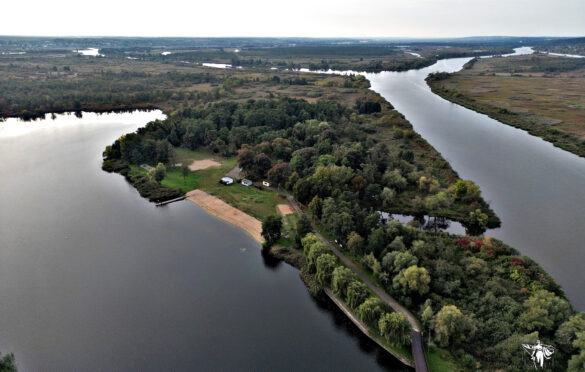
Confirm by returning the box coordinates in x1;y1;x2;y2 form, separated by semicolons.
426;346;460;372
150;148;292;221
161;167;200;192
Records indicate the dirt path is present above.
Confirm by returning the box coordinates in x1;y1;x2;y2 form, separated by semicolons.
186;190;264;243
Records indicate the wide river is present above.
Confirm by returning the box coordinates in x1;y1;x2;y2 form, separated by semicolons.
362;47;585;310
0;112;408;371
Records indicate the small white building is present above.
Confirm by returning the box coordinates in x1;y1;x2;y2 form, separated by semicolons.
262;180;270;187
241;179;253;187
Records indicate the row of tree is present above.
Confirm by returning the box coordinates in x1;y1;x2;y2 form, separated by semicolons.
301;233;412;347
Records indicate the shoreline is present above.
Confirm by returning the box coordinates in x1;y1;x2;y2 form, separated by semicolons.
324;288;415;368
186;189;417;369
426;76;585;159
186;189;265;244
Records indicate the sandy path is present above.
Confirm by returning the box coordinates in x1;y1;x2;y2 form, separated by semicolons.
188;159;221;171
186;190;264;243
277;204;294;216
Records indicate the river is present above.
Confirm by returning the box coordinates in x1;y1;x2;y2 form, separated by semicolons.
362;47;585;310
0;111;408;371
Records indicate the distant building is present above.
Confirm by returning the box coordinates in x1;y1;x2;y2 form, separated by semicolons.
262;180;270;187
241;179;253;187
220;177;234;185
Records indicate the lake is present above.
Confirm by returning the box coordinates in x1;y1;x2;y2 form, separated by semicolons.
0;111;408;371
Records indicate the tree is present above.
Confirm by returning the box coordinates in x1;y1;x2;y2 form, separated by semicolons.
357;297;387;327
467;208;489;235
0;352;16;372
383;251;418;274
393;265;430;296
181;164;189;183
519;289;572;333
421;301;434;345
294;214;312;248
290;147;317;173
569;348;585;372
252;153;272;180
556;312;585;351
308;195;323;221
379;312;412;346
383;169;407;191
381;187;396;208
434;305;476;348
388;236;406;252
347;231;364;256
261;215;282;246
321;198;355;242
237;148;255;170
301;233;322;254
347;280;369;309
315;254;337;286
331;266;356;298
149;162;166;183
267;162;291;188
303;235;329;273
350;175;367;195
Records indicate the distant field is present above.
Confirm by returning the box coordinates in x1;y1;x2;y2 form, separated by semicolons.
428;54;585;157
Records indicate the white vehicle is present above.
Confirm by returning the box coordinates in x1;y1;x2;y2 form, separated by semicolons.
220;177;234;185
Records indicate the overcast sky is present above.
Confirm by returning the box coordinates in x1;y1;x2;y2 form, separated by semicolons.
2;0;584;38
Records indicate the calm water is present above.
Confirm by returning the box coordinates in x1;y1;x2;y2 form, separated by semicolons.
363;48;585;310
0;112;408;371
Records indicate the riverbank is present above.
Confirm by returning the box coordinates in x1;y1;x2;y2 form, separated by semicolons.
427;78;585;158
425;55;585;159
186;189;264;243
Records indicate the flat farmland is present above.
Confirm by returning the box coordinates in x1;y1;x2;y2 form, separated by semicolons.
428;54;585;156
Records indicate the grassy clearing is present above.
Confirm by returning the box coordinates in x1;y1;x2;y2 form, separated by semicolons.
195;158;287;220
426;346;460;372
278;213;299;247
161;167;200;192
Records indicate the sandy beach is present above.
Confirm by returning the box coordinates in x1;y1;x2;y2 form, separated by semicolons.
186;189;264;243
188;159;221;171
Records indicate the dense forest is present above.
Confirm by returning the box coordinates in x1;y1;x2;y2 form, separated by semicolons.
103;96;499;233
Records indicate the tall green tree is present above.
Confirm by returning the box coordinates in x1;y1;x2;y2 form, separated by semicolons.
379;312;412;346
434;305;476;348
294;214;312;248
315;254;337;286
392;265;431;296
181;164;189;183
261;215;283;246
331;266;356;298
357;297;387;328
347;280;369;310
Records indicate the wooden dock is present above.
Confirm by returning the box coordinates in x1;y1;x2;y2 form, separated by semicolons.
155;196;186;207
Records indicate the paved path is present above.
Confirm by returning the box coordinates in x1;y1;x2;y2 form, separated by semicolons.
325;289;414;368
286;194;429;372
